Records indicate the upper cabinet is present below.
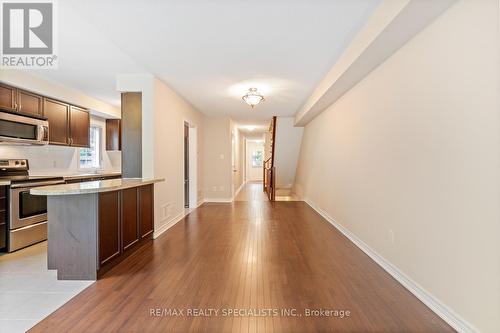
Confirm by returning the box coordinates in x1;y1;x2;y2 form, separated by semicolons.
0;84;17;112
0;85;43;116
43;98;70;145
106;119;121;151
17;90;43;116
43;98;90;147
1;82;90;147
70;106;90;147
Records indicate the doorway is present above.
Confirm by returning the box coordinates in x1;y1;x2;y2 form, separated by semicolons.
245;139;265;182
184;121;198;208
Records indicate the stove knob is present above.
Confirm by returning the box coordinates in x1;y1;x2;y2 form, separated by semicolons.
21;161;25;165
15;161;19;165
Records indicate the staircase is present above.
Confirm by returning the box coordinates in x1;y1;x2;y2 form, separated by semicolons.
263;116;276;201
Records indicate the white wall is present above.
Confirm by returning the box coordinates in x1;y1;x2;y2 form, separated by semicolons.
274;117;303;189
116;74;205;235
153;78;204;230
0;116;121;175
294;1;500;332
203;116;232;201
245;140;264;182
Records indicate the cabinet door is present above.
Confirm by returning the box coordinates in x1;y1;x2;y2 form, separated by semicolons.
43;98;69;145
17;90;43;116
0;84;17;111
69;106;90;147
106;119;121;151
98;191;121;266
0;186;6;250
139;185;154;238
121;188;139;251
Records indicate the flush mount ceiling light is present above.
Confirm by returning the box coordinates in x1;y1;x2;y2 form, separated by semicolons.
242;88;265;108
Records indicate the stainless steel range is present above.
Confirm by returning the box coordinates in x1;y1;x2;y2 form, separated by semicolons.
0;159;65;252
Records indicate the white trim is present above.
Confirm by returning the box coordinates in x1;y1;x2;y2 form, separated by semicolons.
153;211;185;239
78;125;104;172
232;181;246;201
303;198;478;333
203;197;233;203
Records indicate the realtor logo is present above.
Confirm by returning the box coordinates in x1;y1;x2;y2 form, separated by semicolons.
1;0;58;68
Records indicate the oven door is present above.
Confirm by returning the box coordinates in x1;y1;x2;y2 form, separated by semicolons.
10;180;64;229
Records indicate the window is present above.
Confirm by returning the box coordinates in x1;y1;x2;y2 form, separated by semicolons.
79;126;102;169
252;150;263;167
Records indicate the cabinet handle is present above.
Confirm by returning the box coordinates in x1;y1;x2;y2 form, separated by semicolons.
14;102;18;110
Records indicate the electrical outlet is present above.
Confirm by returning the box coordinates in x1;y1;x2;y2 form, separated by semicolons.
161;204;168;220
219;154;224;159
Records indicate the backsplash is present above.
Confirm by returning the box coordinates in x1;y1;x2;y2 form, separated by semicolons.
0;145;121;175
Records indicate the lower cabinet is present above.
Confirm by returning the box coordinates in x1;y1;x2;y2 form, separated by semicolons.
121;187;139;251
98;191;121;266
98;184;154;269
139;184;154;238
0;186;7;251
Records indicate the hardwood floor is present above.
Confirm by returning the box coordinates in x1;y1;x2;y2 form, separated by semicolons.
234;181;268;201
30;185;454;332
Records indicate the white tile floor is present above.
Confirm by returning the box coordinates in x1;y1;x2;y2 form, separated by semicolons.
0;242;93;333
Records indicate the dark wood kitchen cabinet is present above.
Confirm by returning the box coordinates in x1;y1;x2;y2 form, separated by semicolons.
121;188;139;251
106;119;121;151
69;106;90;147
43;98;90;147
97;184;154;272
139;185;154;238
0;84;43;116
0;84;17;111
17;89;43;116
43;98;70;145
0;186;7;251
0;82;90;146
98;191;121;266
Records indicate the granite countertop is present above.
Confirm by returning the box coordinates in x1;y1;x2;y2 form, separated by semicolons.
28;171;122;181
30;178;164;196
0;172;122;187
62;172;122;180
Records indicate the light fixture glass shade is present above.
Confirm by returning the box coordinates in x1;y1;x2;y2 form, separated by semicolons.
242;88;265;107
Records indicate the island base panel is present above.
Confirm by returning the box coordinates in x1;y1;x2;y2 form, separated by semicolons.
47;194;98;280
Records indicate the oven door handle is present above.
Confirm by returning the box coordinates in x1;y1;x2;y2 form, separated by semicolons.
10;180;66;189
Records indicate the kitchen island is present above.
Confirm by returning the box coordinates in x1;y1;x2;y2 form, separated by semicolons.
31;178;164;280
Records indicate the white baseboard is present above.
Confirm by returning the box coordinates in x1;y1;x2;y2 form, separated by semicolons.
153;211;186;239
304;198;478;333
232;181;246;201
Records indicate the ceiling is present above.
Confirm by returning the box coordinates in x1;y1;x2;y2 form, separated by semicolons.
33;0;381;122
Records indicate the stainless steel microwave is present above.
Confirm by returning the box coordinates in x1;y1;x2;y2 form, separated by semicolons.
0;111;49;145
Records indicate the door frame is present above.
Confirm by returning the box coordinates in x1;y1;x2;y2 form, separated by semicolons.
183;119;198;209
